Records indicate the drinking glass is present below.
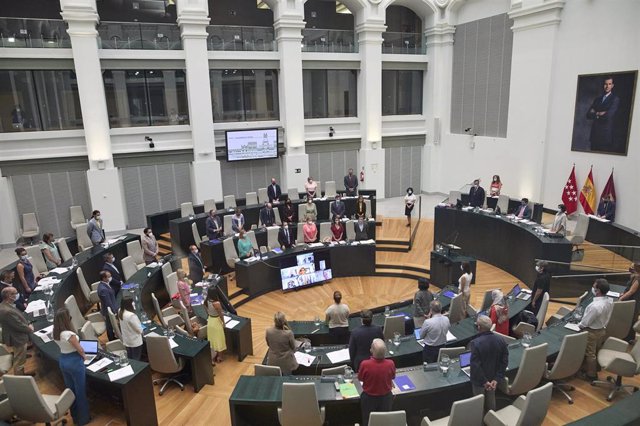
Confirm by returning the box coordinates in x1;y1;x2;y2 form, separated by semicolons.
393;332;401;347
166;326;176;339
573;306;584;322
119;352;129;367
439;354;450;375
522;332;532;348
384;306;390;317
344;366;354;383
303;341;311;354
313;316;321;326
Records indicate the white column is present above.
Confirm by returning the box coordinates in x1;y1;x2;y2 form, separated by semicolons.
274;14;309;192
357;22;386;197
61;0;127;233
177;0;223;203
0;172;20;245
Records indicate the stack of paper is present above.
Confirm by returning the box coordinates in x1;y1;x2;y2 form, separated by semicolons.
108;365;134;382
359;239;375;245
326;348;350;364
606;291;621;298
339;383;359;399
446;331;457;342
49;267;70;275
225;320;240;329
87;358;113;372
294;351;316;367
25;300;47;315
564;323;581;332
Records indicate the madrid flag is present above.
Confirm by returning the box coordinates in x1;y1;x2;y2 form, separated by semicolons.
561;166;578;214
599;170;616;202
579;167;596;215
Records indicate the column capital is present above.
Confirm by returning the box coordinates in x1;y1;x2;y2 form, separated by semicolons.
274;17;305;42
424;23;455;47
177;14;210;39
60;0;99;36
508;0;565;32
355;22;386;45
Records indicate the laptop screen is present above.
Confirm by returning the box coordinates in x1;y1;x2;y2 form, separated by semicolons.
510;284;521;297
459;351;472;368
79;340;99;354
414;328;421;340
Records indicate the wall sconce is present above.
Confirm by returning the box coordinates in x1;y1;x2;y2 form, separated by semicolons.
145;136;155;149
329;127;335;138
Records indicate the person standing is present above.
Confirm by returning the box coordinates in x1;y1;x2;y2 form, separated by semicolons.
0;270;25;311
349;310;384;372
53;308;90;425
412;278;433;328
470;315;509;413
419;301;450;363
282;199;296;223
579;279;613;380
266;312;298;375
355;195;367;219
87;210;105;246
489;175;502;197
358;339;396;426
468;179;485;208
618;262;640;342
259;203;276;227
278;222;295;249
0;287;34;376
302;218;317;243
331;217;345;242
118;298;144;360
302;196;317;221
530;261;551;315
459;262;473;314
331;194;346;220
97;271;117;340
404;188;417;227
304;177;318;199
344;168;358;196
236;229;254;259
188;245;206;284
40;233;62;270
141;227;158;264
489;290;509;336
325;291;350;344
550;204;568;235
267;178;282;203
176;269;192;311
101;252;122;296
205;210;223;240
231;208;245;233
15;247;35;297
205;287;227;364
354;216;369;241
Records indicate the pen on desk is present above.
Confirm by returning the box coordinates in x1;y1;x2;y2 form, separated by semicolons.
311;328;320;334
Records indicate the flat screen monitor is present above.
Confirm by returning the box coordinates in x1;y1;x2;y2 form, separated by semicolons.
225;128;278;162
280;251;332;292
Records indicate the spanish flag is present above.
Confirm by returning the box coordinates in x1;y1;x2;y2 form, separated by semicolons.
579;167;596;215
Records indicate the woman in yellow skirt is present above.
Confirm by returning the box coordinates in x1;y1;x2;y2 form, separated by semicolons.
205;286;227;363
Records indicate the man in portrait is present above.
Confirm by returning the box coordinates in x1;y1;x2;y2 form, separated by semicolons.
586;76;620;151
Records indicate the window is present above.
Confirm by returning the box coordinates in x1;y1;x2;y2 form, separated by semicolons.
382;70;423;115
303;69;357;118
0;70;82;133
210;69;279;122
103;69;189;128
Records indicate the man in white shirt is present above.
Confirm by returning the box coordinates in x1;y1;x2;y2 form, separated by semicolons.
419;300;451;363
579;278;613;380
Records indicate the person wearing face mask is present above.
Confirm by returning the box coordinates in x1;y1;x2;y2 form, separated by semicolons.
0;270;25;311
578;279;613;381
15;248;35;297
489;175;502;197
331;217;344;242
0;287;35;376
515;198;532;220
40;233;61;270
231;208;245;233
267;177;281;203
468;179;485;208
101;252;122;295
530;260;550;315
188;244;206;284
236;229;254;259
404;187;417;227
619;262;640;342
205;210;223;240
303;196;317;222
259;202;276;227
141;227;159;264
356;195;367;219
354;215;369;241
458;262;473;314
283;198;296;223
97;270;118;340
550;204;568;235
87;210;105;246
331;194;346;220
278;222;295;249
304;177;317;199
344;168;358;196
303;218;318;244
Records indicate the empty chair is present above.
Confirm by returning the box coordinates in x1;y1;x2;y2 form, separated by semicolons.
345;220;356;240
383;316;405;340
224;195;236;209
324;181;336;198
296;222;304;243
223;214;233;235
245;192;258;205
76;223;93;251
0;344;14;375
165;271;179;298
369;411;407;426
544;331;588;403
273;207;282;225
180;202;195;217
151;293;183;328
107;307;123;340
267;226;279;250
3;375;75;425
546;291;588;326
484;382;553;426
246;230;259;252
319;222;332;241
321;365;346;376
287;188;300;201
254;364;282;376
447;293;466;324
479;289;495;313
69;205;86;230
606;300;636;340
499;343;548;396
277;382;325;426
176;300;206;339
421;394;484;426
64;295;105;335
55;238;72;262
77;268;99;306
24;245;47;276
535;293;549;332
437;347;466;363
448;191;462;205
567;213;589;245
203;198;217;213
121;256;138;280
297;204;307;223
496;195;509;213
223;238;240;273
20;213;39;243
364;199;372;219
492;330;516;344
192;222;208;246
126;240;145;269
592;337;640;401
161;262;173;287
257;188;269;204
146;335;187;395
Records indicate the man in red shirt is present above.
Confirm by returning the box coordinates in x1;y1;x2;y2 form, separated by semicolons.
357;338;396;426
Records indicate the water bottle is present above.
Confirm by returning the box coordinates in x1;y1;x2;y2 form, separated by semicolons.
522;332;532;348
393;332;401;347
384;306;390;317
46;300;55;323
71;256;78;269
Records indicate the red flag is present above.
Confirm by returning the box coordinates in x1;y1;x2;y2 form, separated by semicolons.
579;167;596;215
599;170;616;202
561;165;578;214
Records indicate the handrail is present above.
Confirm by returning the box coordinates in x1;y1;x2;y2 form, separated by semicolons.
551;272;630;279
408;195;422;251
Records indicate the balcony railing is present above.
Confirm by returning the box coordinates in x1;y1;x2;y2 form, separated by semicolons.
207;25;276;51
97;22;182;50
382;32;425;55
302;29;357;53
0;18;70;48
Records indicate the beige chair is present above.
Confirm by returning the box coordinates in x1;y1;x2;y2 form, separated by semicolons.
126;240;145;269
257;188;269;204
0;380;13;421
567;213;589;245
224;195;236;209
513;293;549;337
151;293;183;328
592;337;640;401
447;293;466;324
192;222;208;246
324;181;336;198
364;199;372;219
493;330;516;344
223;215;233;236
25;245;47;275
479;290;495;313
246;192;259;205
203;198;217;213
437;347;466;363
321;365;346;376
79;320;125;356
69;205;86;230
544;331;588;403
297;204;307;223
546;291;588;326
254;364;282;376
20;213;40;243
449;191;462;204
273;208;282;225
319;222;332;241
484;382;553;426
421;394;484;426
383;316;405;341
223;238;240;279
180;202;195;218
121;256;138;280
107;307;123;340
606;300;636;340
176;300;206;339
0;344;13;374
246;230;259;251
55;238;73;262
499;343;548;396
165;271;179;298
369;411;407;426
76;223;93;251
3;374;75;425
296;222;305;243
345;220;356;240
146;335;186;395
496;195;509;213
161;262;173;287
64;295;105;335
277;382;325;426
287;188;300;201
77;268;99;306
267;227;279;250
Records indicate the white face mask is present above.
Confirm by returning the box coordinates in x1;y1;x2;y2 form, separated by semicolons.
107;277;112;283
20;255;27;261
96;215;101;220
192;250;198;255
460;265;464;271
408;190;413;195
11;294;19;302
591;287;597;296
535;266;542;273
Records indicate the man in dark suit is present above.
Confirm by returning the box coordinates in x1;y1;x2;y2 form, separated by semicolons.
349;309;383;371
102;252;122;295
97;270;118;340
597;194;616;221
354;216;369;241
205;210;223;240
514;198;532;220
344;168;358;196
331;194;346;219
587;76;620;151
1;270;25;311
267;178;282;203
0;287;34;375
259;203;276;227
468;179;485;207
188;245;206;284
278;223;295;249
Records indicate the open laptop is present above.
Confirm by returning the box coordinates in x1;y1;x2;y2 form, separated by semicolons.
79;340;99;365
414;328;425;347
459;351;472;377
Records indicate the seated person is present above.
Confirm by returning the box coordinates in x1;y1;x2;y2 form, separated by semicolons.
278;222;295;249
354;216;369;241
468;179;485;207
231;208;245;233
331;217;344;241
303;196;317;221
283;199;296;223
236;229;254;259
331;195;346;219
355;195;366;218
259;202;276;227
303;218;318;243
514;198;532;219
550;204;567;235
597;194;616;221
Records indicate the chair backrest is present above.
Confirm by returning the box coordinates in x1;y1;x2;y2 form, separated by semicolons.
437;347;466;363
64;295;85;332
25;245;47;274
546;332;588;380
121;256;138;280
69;205;86;229
296;222;304;242
267;227;279;249
324;181;336;198
508;343;548;395
297;204;306;223
76;268;91;301
630;340;640;373
607;300;636;339
369;411;407;426
161;262;173;286
246;192;258;205
479;290;495;313
145;335;182;374
246;230;259;251
223;215;233;235
223;238;239;268
151;293;168;328
191;222;202;246
571;214;590;244
449;191;462;204
273;208;282;225
493;330;516;343
257;188;269;204
126;240;144;266
22;213;39;233
76;223;93;251
3;375;57;422
497;195;509;213
80;321;99;340
224;195;236;209
515;382;553;426
255;364;282;376
107;307;122;339
364;199;372;219
448;293;465;324
345;220;356;240
321;365;346;376
166;272;179;297
319;222;332;241
55;238;72;262
176;300;193;334
203;198;216;213
383;316;405;340
180;202;195;217
448;393;484;426
280;382;323;426
287;188;299;200
535;292;550;332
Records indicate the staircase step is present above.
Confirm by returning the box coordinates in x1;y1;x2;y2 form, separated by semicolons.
375;244;409;253
376;263;429;274
157;240;172;248
231;292;251;307
376;238;410;246
375;267;429;277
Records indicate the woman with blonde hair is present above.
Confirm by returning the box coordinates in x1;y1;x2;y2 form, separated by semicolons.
265;311;299;375
205;286;226;363
489;290;509;335
176;269;192;310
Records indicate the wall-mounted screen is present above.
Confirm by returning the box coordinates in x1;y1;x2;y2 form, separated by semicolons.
280;251;332;292
225;128;278;162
